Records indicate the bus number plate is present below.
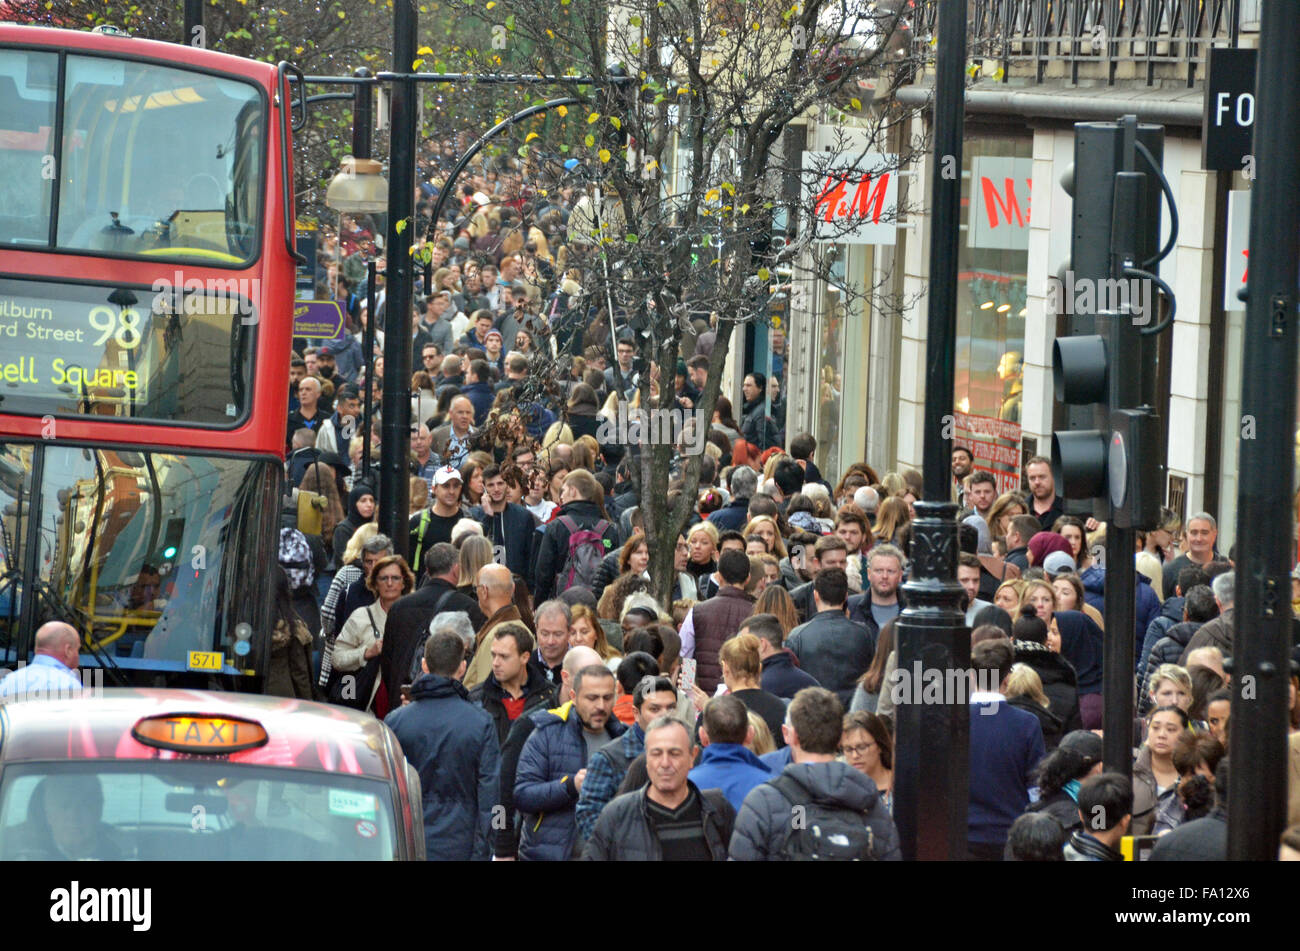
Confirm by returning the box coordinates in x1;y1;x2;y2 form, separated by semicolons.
187;651;224;671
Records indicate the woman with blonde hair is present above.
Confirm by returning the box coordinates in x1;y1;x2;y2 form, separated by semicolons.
571;435;600;473
455;535;495;599
762;452;791;484
569;602;623;671
754;585;799;636
987;491;1029;540
880;471;907;498
741;515;788;559
746;711;777;756
873;497;911;546
993;578;1027;614
1005;663;1065;748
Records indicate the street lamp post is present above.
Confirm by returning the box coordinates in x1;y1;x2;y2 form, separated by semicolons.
1229;0;1300;861
891;0;970;862
378;0;420;557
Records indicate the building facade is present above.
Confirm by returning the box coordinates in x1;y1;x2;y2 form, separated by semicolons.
783;0;1263;546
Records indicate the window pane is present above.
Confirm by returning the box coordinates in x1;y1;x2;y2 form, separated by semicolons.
32;448;273;665
0;277;251;424
0;49;57;247
0;763;397;860
57;57;262;263
0;444;35;653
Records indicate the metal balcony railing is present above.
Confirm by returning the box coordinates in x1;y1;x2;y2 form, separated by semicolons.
914;0;1244;87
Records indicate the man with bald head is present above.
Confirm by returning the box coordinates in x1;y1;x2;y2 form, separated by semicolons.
0;622;83;701
494;646;603;860
430;395;478;468
285;375;325;451
464;563;528;688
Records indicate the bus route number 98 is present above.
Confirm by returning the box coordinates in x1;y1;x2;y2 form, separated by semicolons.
88;306;143;349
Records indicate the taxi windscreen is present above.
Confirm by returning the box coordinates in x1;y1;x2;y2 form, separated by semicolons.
0;762;397;861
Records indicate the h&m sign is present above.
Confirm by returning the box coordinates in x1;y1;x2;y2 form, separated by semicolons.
968;156;1032;251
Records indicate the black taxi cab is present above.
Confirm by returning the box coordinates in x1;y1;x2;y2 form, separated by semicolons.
0;689;425;860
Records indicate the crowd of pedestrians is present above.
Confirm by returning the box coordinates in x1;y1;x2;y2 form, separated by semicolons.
254;140;1300;861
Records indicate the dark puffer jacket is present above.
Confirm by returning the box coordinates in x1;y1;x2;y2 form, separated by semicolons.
1137;595;1186;676
383;674;500;861
514;700;627;862
691;586;756;694
583;782;735;861
729;760;902;861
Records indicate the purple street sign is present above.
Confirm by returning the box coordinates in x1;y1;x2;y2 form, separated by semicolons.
293;300;344;339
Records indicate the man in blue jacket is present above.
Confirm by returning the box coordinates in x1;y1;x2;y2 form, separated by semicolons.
384;631;500;861
689;695;773;812
967;639;1046;860
461;358;496;427
514;663;626;861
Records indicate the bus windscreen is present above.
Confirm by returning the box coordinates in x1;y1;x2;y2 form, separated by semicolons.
0;277;253;424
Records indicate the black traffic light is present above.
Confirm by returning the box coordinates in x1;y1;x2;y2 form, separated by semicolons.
1052;117;1167;530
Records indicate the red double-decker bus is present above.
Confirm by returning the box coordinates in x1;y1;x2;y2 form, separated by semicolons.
0;23;299;687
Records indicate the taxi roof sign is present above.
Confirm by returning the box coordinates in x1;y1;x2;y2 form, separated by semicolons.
131;713;269;755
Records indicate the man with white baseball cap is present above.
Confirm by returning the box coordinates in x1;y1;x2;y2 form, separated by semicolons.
409;465;467;573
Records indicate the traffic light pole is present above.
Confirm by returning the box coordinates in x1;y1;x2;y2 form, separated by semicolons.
893;0;969;862
1229;0;1300;861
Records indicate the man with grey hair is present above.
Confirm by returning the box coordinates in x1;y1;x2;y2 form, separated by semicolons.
0;621;82;701
1163;512;1219;604
532;599;572;685
853;485;880;522
709;466;757;532
1180;570;1236;665
429;610;475;652
381;541;485;697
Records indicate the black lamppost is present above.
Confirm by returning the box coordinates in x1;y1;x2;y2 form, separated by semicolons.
1229;0;1300;861
377;0;420;555
891;0;970;862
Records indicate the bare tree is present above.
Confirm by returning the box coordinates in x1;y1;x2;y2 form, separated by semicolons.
435;0;924;603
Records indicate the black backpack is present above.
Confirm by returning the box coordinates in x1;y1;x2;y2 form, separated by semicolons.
768;773;877;861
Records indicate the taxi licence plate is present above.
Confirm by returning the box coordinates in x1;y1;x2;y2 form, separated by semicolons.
187;651;224;671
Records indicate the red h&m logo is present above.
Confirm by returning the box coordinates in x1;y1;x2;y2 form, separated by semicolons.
980;175;1031;230
812;172;892;225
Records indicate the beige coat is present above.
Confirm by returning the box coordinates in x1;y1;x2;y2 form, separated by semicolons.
333;603;389;709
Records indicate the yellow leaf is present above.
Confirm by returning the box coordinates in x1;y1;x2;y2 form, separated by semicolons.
486;0;495;6
720;182;735;195
609;116;621;130
850;98;862;111
396;219;407;234
525;131;540;142
412;58;424;69
705;188;720;202
598;149;612;163
556;105;568;116
418;45;433;54
587;112;600;124
740;203;750;213
757;267;770;282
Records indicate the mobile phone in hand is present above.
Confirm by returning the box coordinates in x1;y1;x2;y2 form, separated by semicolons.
679;658;697;697
400;684;413;702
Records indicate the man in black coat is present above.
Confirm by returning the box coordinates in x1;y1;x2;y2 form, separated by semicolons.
532;471;619;602
380;542;485;698
583;717;735;861
468;623;557;747
785;569;874;708
747;614;820;700
480;464;539;586
707;466;757;533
